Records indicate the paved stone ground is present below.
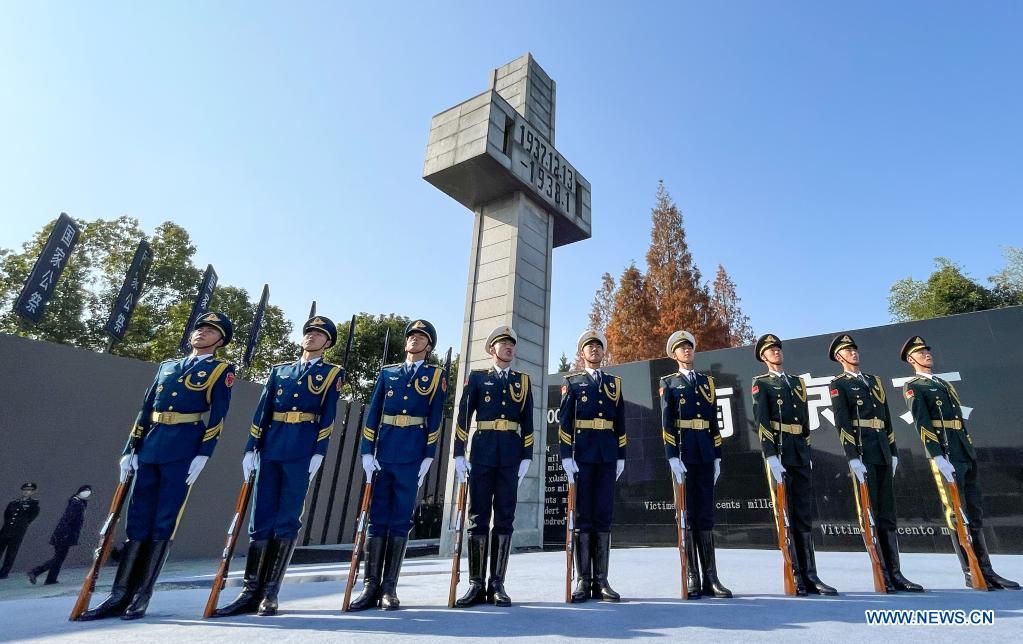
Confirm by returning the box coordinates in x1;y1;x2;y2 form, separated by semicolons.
0;547;1020;642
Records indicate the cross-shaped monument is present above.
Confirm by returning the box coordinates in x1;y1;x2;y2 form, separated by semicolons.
424;54;591;551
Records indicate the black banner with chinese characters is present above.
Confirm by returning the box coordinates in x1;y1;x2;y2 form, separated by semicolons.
103;240;153;341
13;213;82;323
243;284;270;367
179;264;218;354
544;306;1023;554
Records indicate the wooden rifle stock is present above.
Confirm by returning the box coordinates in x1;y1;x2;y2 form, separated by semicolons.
342;479;373;611
69;471;133;621
675;479;689;599
202;470;256;617
855;477;889;592
564;480;576;603
947;479;987;590
773;477;798;596
447;480;468;608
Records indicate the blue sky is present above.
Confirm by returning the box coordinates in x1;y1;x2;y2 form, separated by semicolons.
2;1;1020;366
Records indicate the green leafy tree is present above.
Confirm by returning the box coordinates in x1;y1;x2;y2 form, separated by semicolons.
990;246;1023;306
557;352;571;373
889;258;999;322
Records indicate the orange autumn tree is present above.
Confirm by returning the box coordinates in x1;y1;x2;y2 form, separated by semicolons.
594;181;751;365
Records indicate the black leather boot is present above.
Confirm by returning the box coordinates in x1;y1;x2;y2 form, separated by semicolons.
122;540;172;620
971;528;1019;590
455;534;488;607
685;531;702;599
348;536;385;611
879;529;923;592
795;532;836;595
592;532;620;602
212;539;271;617
257;538;296;616
570;532;591;603
949;533;975;589
78;540;145;620
380;535;408;610
788;537;808;597
696;531;732;598
487;533;512;606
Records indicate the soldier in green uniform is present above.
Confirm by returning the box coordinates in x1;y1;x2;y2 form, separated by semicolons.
752;334;836;595
900;336;1018;590
828;333;922;592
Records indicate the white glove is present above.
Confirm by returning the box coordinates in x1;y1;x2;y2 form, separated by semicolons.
185;455;209;486
242;451;260;481
454;455;470;483
891;455;899;476
517;459;530;487
615;459;625;481
766;455;785;483
308;454;324;482
561;457;579;481
933;455;956;483
417;457;434;488
713;458;721;485
119;454;138;483
361;454;381;480
668;457;686;484
849;458;867;484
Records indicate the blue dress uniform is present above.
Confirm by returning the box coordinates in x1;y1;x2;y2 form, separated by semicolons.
453;344;534;607
900;336;1018;590
0;484;40;578
558;339;626;602
349;318;447;612
80;312;235;622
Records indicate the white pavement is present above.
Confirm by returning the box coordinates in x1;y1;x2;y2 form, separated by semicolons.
1;547;1021;642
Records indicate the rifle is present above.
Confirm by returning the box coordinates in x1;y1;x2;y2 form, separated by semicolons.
852;400;889;593
203;468;255;617
342;328;389;612
564;478;576;603
767;398;799;595
447;479;468;607
674;474;689;600
69;454;135;621
934;399;986;590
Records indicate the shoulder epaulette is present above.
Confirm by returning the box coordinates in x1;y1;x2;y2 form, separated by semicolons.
831;373;848;382
272;360;293;368
565;371;586;379
752;372;770;381
660;372;679;381
471;368;489;374
383;362;401;368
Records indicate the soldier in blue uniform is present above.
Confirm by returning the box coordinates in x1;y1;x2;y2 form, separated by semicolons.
829;333;922;593
349;319;448;611
0;483;40;579
213;316;345;617
453;325;534;607
659;331;731;599
900;336;1018;590
559;330;626;603
752;334;836;596
81;312;236;621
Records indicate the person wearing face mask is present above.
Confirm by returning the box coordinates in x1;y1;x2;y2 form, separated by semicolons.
212;316;345;617
0;483;41;579
829;333;922;593
29;486;92;585
559;330;627;603
451;325;534;608
79;312;236;621
659;331;731;600
349;319;448;611
900;336;1018;591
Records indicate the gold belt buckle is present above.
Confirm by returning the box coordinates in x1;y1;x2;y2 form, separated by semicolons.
162;411;177;424
395;415;409;427
285;411;302;423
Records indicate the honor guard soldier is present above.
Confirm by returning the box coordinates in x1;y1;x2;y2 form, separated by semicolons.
752;334;836;596
350;319;448;611
452;325;534;607
0;483;41;579
81;312;236;621
559;330;626;603
828;333;922;593
213;316;345;618
900;336;1018;590
660;331;731;599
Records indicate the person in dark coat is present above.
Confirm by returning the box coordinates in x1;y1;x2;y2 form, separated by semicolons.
0;483;41;578
29;486;91;585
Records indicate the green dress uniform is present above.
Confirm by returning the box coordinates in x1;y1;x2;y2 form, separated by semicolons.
828;333;921;592
900;335;1019;590
751;334;835;595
